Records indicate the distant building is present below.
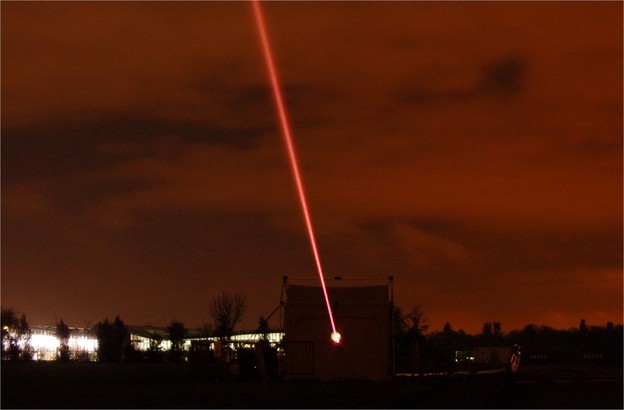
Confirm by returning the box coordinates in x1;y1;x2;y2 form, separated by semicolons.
29;326;97;361
20;325;283;361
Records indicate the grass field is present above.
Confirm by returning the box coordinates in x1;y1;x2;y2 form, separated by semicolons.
2;361;622;408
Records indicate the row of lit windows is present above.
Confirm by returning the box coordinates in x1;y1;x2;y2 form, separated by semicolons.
5;328;284;361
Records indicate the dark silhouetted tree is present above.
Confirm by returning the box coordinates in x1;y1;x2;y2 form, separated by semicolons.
579;319;587;332
258;315;270;342
124;339;142;363
146;334;165;363
96;316;128;362
167;321;187;362
404;306;429;336
56;319;71;362
493;321;502;336
393;305;429;373
482;322;493;336
18;313;33;361
3;310;33;361
429;322;468;358
1;308;17;359
211;292;246;341
96;319;113;361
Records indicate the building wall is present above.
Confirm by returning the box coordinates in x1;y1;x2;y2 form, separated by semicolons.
284;285;392;381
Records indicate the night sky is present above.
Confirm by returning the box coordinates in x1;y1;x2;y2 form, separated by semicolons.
2;1;622;334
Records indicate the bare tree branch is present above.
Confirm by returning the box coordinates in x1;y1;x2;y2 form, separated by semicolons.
210;292;246;340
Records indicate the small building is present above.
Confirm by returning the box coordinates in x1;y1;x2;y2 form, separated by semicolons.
283;281;393;381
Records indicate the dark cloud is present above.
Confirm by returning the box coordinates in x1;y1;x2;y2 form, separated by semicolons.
479;57;526;96
399;56;526;105
360;216;622;276
224;82;339;130
1;114;269;185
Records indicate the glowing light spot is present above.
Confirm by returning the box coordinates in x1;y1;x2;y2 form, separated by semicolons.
252;0;337;335
331;331;341;344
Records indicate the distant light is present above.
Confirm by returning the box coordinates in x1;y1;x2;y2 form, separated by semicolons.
31;334;60;350
331;331;341;344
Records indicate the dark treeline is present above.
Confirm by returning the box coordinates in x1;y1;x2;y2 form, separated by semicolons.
95;316;131;362
392;308;623;373
2;303;622;368
426;320;623;356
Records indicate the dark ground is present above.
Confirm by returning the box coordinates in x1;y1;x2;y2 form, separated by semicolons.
1;361;622;408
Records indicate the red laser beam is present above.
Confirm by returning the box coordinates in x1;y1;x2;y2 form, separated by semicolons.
252;0;338;339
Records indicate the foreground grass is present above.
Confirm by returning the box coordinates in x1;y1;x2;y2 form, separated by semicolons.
1;361;622;408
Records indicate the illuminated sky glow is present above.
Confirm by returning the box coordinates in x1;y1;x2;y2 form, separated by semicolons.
1;1;621;334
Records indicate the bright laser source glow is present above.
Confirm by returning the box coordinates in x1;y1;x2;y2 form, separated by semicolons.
331;331;341;344
252;0;337;337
